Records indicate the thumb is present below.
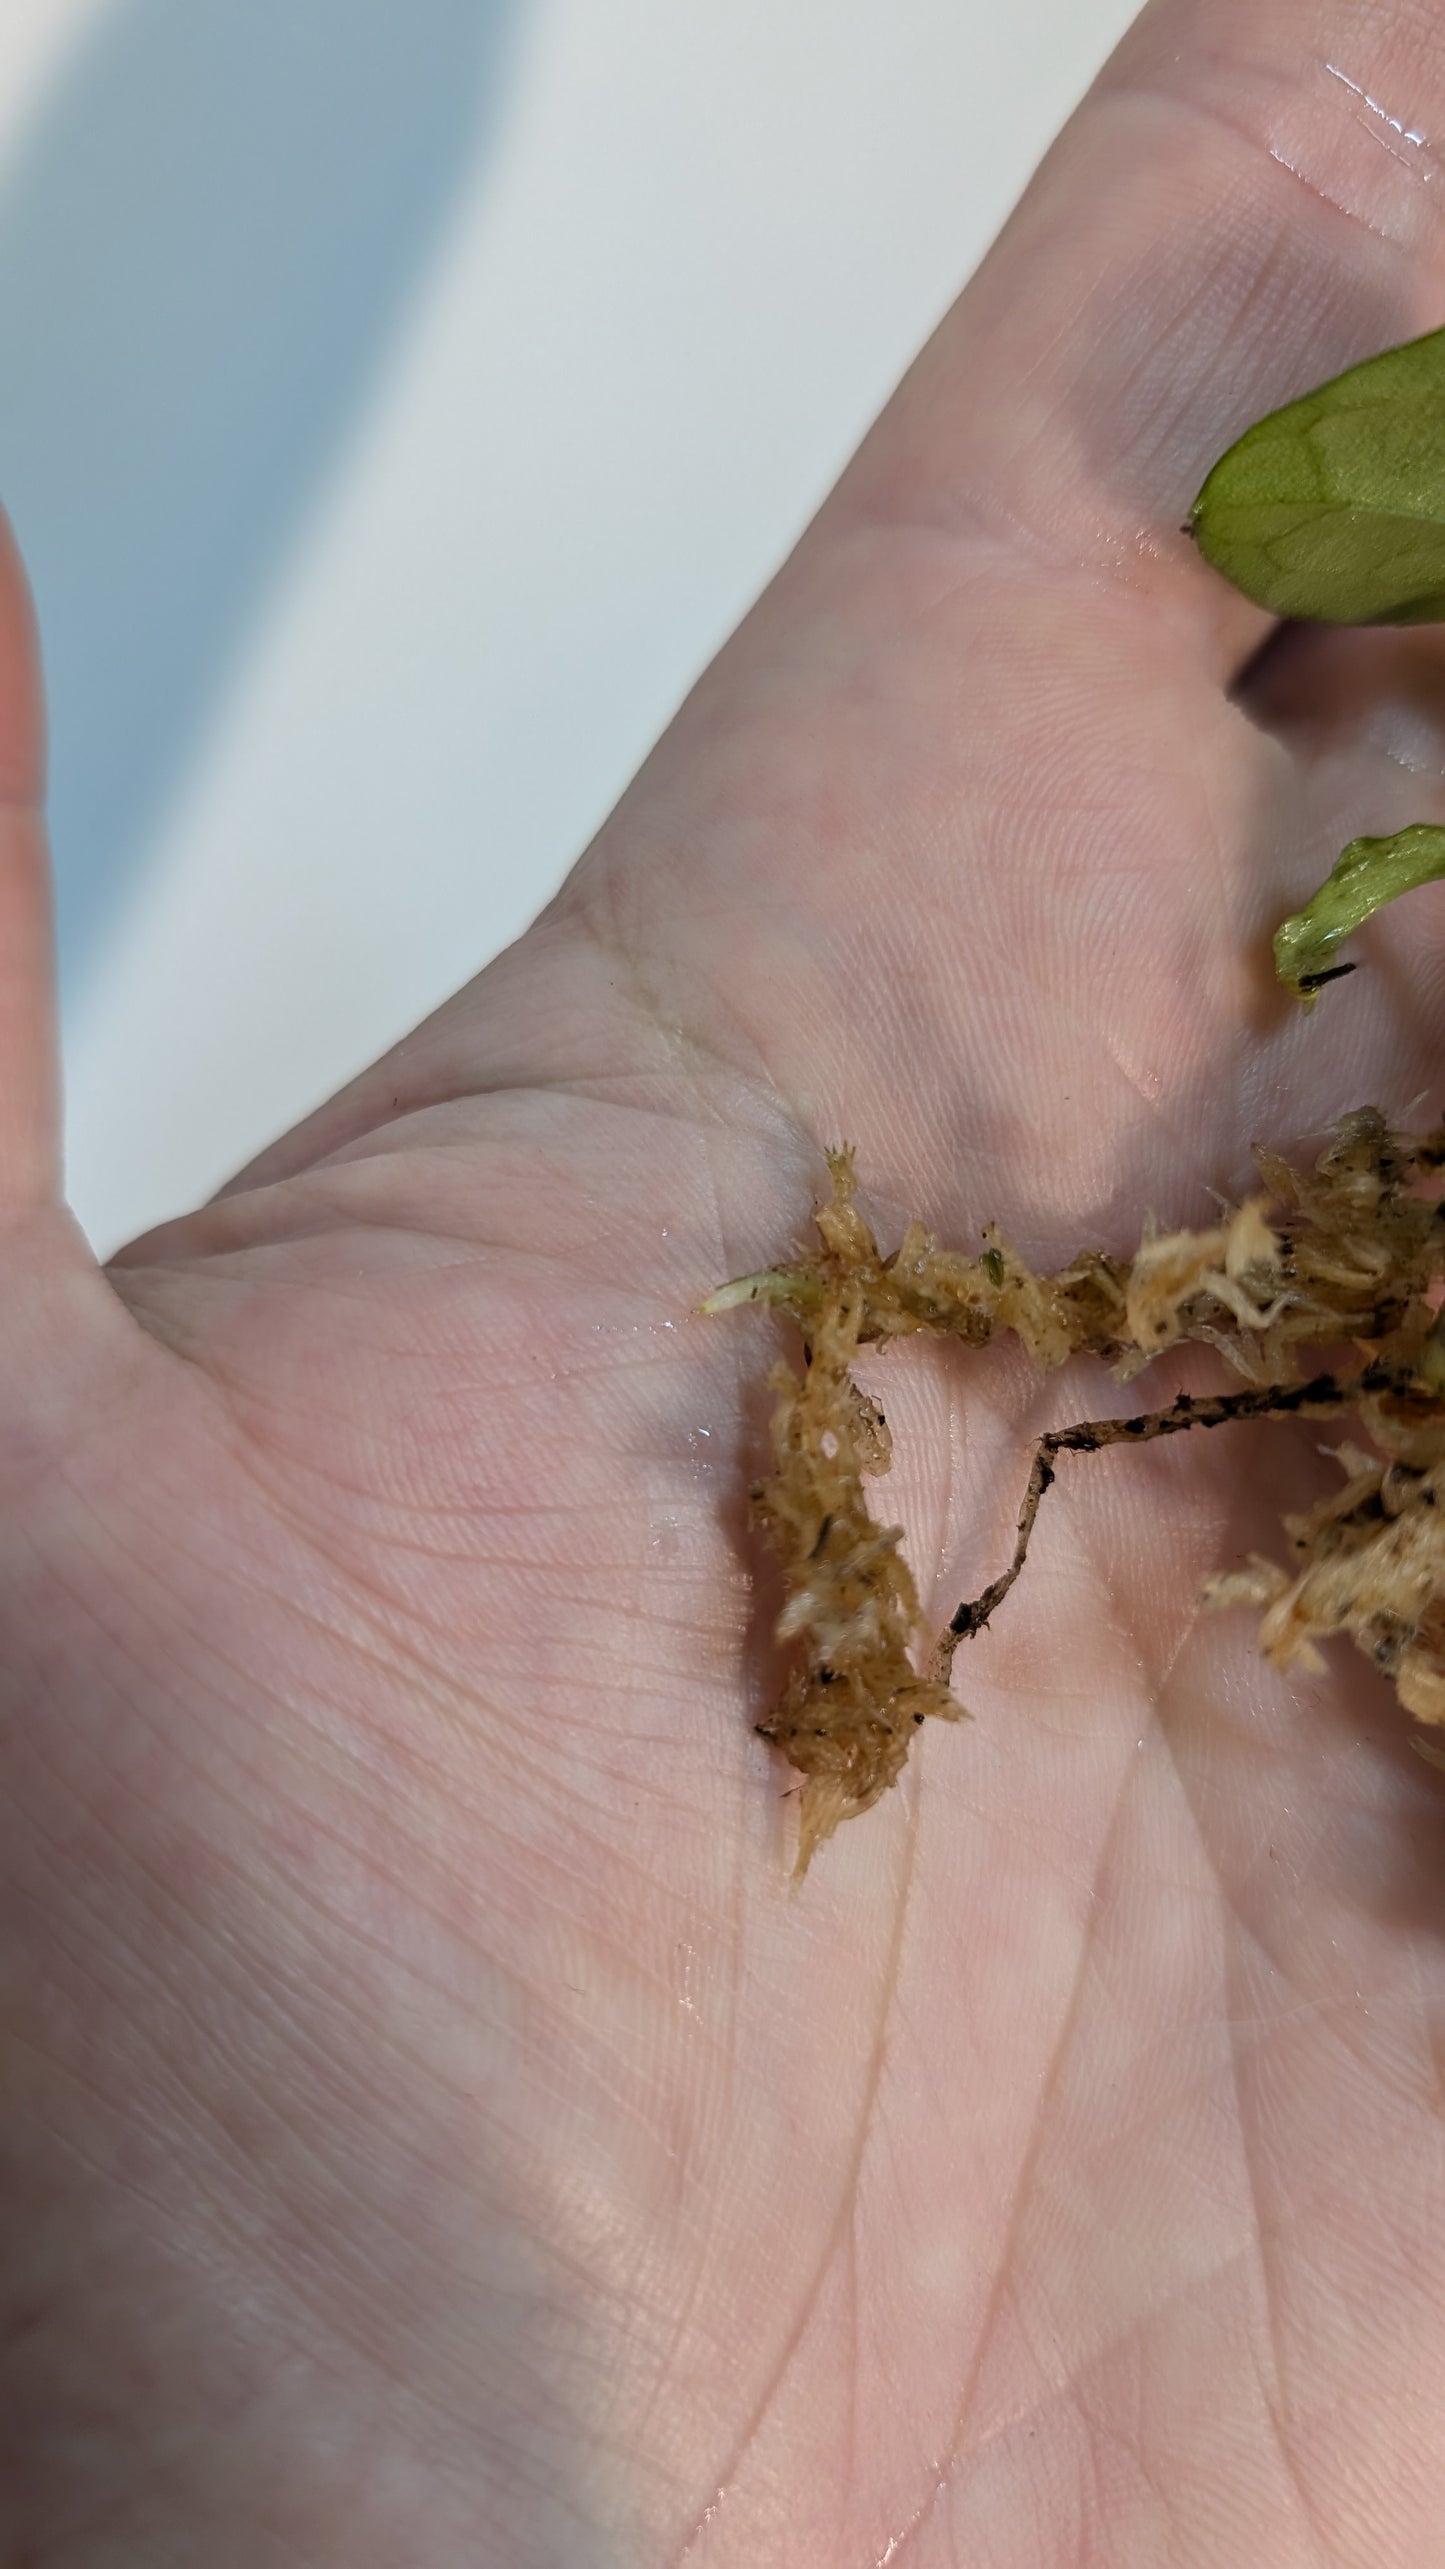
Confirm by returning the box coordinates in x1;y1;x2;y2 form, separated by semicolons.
0;510;58;1227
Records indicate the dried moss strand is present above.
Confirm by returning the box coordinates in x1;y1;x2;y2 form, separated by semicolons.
939;1368;1402;1665
707;1110;1445;1871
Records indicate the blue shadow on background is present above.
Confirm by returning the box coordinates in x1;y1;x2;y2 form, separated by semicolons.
0;0;520;996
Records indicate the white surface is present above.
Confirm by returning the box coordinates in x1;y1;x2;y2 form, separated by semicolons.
8;0;1141;1255
0;0;112;143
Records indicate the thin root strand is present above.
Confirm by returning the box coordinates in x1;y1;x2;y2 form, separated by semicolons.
937;1368;1404;1671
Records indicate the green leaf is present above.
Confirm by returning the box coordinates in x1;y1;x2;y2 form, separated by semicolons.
1274;825;1445;1005
1191;326;1445;622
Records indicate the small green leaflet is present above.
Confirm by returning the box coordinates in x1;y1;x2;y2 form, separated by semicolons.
1274;826;1445;1006
1191;325;1445;622
1191;328;1445;998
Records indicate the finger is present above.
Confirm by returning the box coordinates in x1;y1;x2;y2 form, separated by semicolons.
151;1;1445;1214
834;0;1445;678
0;509;58;1227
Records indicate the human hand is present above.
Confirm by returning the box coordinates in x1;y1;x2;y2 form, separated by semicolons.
7;3;1445;2560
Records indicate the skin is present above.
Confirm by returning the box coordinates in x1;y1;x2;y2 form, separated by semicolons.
6;1;1445;2560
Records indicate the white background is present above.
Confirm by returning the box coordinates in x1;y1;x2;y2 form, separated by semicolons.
0;0;1139;1254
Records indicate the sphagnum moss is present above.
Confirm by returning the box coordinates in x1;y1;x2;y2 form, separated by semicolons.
706;1112;1445;1878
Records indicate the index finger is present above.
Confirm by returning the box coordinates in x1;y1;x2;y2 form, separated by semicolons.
837;0;1445;679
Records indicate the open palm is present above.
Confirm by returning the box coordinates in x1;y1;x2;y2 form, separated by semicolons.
8;5;1445;2561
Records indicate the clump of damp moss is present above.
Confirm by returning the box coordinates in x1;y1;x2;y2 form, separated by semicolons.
706;1110;1445;1878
